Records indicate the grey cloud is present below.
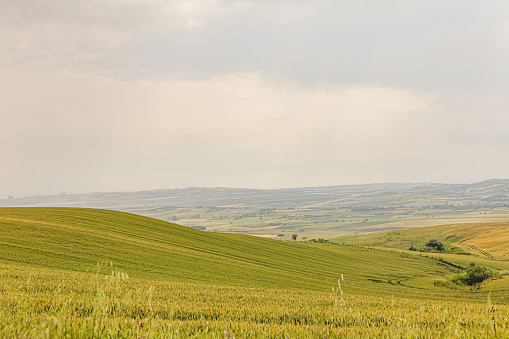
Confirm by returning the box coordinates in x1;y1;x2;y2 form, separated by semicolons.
0;0;154;27
122;1;508;93
3;0;508;92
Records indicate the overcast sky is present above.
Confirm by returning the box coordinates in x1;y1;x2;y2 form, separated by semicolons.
1;0;509;196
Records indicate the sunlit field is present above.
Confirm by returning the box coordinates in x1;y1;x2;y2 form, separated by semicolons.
1;263;508;338
2;208;509;337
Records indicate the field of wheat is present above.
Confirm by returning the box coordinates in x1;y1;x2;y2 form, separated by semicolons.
1;262;508;338
2;208;509;337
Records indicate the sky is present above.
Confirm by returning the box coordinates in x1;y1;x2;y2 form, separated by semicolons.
1;0;509;196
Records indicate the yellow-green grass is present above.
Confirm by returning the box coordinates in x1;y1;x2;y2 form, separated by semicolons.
461;227;509;260
3;207;509;337
332;221;509;259
2;207;508;301
1;262;508;338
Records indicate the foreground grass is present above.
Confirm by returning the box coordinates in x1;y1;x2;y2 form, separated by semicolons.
1;263;508;338
3;207;509;337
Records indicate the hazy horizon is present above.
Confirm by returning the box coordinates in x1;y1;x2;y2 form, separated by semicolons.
2;1;509;196
4;179;504;200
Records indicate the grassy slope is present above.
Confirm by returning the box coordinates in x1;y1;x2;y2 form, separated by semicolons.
331;221;509;259
1;207;508;302
461;227;509;260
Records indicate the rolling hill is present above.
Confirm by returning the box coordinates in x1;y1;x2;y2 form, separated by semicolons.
3;207;509;337
3;207;508;301
331;220;509;260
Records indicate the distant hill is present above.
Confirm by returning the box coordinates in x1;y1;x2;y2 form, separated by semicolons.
0;183;418;210
3;179;509;239
346;179;509;208
4;180;509;210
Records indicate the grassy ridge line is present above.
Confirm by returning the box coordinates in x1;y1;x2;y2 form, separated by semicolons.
1;207;505;300
0;208;356;286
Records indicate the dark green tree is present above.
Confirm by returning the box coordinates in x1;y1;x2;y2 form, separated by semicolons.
426;239;444;251
454;262;494;285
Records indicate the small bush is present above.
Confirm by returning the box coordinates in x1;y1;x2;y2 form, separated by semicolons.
452;263;495;286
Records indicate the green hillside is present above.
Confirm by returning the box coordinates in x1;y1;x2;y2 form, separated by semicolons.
3;207;509;337
2;207;507;301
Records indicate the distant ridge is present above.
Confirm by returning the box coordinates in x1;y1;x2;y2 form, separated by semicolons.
4;180;509;209
0;182;420;208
